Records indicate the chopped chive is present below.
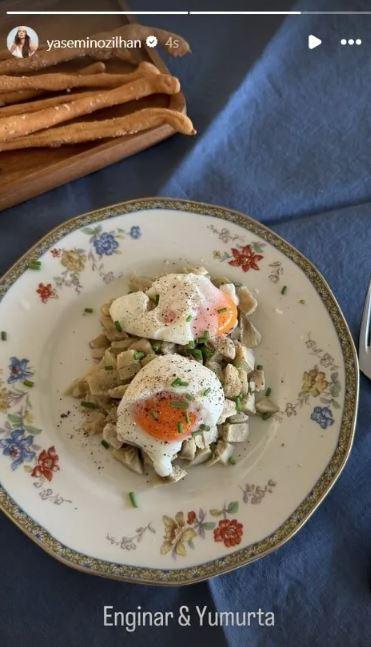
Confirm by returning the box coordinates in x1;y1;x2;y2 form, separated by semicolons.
190;348;203;362
256;364;263;370
133;350;145;360
228;456;236;465
101;439;110;449
186;314;193;322
151;341;161;353
128;491;139;508
114;320;122;332
185;393;194;401
104;365;114;371
170;400;189;410
217;307;228;313
192;429;203;436
199;424;210;431
197;330;210;344
84;307;93;314
81;400;99;409
187;340;196;349
261;412;272;420
23;380;34;388
150;410;159;420
234;395;243;412
201;346;213;360
27;260;41;270
171;377;189;387
1;331;7;341
299;299;306;305
265;387;272;397
281;285;287;295
184;411;190;424
177;422;184;434
201;388;211;396
153;294;159;305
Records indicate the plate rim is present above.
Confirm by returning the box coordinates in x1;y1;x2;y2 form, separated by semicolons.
0;197;359;586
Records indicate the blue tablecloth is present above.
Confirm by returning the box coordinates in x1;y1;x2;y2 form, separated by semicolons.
0;1;370;645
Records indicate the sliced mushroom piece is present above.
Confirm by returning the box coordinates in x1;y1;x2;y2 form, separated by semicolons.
248;367;266;392
107;384;128;399
222;421;249;442
179;437;197;461
223;363;242;398
129;338;153;354
217;398;237;424
255;397;279;415
112;444;144;475
89;334;109;349
102;422;122;449
240;314;262;348
129;274;153;293
237;286;258;315
207;440;234;466
219;282;238;305
210;335;236;360
82;411;106;435
116;350;141;381
189;447;212;465
234;342;255;373
86;368;118;396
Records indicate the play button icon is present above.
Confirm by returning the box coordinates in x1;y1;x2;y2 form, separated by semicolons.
308;34;322;49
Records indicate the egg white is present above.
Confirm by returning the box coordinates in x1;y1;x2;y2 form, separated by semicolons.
116;354;225;477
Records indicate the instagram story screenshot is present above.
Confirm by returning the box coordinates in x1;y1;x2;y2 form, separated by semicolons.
0;1;369;646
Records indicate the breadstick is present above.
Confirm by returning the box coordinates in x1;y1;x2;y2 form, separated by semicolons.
0;108;196;150
0;73;180;142
0;89;100;117
0;62;158;93
0;24;190;74
0;60;108;107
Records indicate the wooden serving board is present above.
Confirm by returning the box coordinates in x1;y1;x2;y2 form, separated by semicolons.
0;0;187;210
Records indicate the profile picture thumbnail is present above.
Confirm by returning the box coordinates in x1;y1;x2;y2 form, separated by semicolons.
7;26;39;59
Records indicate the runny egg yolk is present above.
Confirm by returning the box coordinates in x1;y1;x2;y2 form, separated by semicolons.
217;294;238;335
134;392;198;442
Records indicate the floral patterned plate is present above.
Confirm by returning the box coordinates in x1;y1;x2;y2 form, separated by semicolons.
0;198;359;585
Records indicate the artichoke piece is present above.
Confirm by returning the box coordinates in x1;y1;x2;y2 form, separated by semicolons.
190;447;212;465
102;422;122;449
164;465;188;483
248;367;266;392
129;274;153;292
237;286;258;315
223;363;242;398
222;421;249;442
82;411;106;435
255;397;279;414
179;437;197;461
211;336;236;360
107;384;128;399
89;334;109;349
228;411;249;423
240;314;262;348
241;392;256;414
217;399;237;424
90;347;106;361
141;353;156;367
193;426;218;449
112;444;144;475
116;350;141;381
207;440;234;466
100;348;117;370
65;376;89;398
129;338;153;354
86;368;118;396
234;342;255;372
110;338;135;353
100;314;128;341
